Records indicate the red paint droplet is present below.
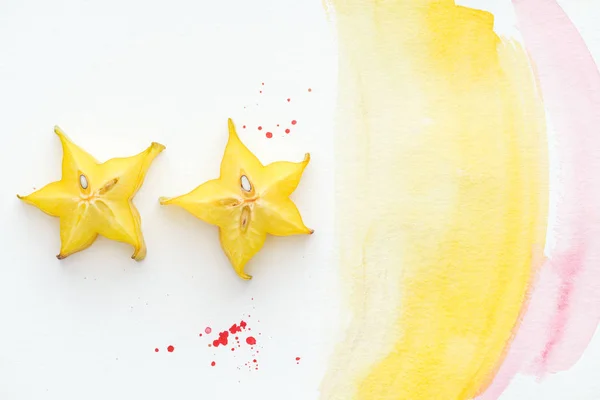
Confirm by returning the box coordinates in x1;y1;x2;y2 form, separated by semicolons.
262;82;264;86
291;120;297;125
266;132;272;139
231;347;235;351
296;357;301;361
253;359;257;363
167;345;174;352
154;348;159;353
240;320;247;329
205;327;212;334
243;125;246;129
246;336;257;345
258;126;262;131
212;340;219;347
285;129;290;134
211;361;216;367
199;333;202;337
287;98;291;102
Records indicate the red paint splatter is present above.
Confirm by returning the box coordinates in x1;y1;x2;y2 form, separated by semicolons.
243;125;246;129
287;98;291;102
285;129;290;134
291;120;297;125
199;333;203;337
211;361;216;367
167;345;174;352
154;348;159;352
212;330;230;347
230;324;240;334
205;319;261;369
296;357;301;361
205;327;212;334
266;132;272;139
258;126;262;131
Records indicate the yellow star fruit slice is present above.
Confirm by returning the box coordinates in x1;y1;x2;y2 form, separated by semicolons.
17;126;165;260
160;118;313;280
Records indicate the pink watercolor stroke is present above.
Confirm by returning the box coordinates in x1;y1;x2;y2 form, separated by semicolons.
479;1;600;398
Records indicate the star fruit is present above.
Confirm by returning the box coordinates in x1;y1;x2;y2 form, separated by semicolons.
160;118;313;280
17;126;165;260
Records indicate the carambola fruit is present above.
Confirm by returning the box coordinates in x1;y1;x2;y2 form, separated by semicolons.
160;118;313;280
18;126;164;260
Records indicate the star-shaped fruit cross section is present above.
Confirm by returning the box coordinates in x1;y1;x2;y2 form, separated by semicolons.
159;118;313;280
18;126;165;260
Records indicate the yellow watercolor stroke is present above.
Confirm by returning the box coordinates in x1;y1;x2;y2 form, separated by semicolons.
321;1;548;399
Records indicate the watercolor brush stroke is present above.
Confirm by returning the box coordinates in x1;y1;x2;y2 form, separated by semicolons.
320;0;548;399
479;1;600;398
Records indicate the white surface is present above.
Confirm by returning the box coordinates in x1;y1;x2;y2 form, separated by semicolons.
0;0;599;399
0;0;338;399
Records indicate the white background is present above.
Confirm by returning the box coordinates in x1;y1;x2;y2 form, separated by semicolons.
0;0;599;399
